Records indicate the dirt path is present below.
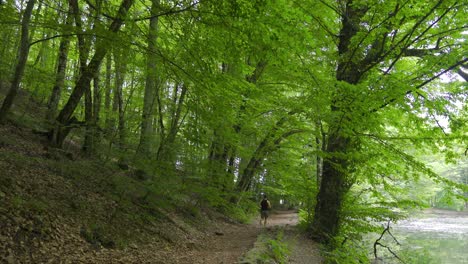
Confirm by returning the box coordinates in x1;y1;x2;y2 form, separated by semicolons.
180;221;261;264
267;211;323;264
266;210;300;227
180;210;322;264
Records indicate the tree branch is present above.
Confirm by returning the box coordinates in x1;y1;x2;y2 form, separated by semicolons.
372;57;468;112
374;221;405;263
29;33;76;47
133;1;200;21
414;58;468;89
457;65;468;81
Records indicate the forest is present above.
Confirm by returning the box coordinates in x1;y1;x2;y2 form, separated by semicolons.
0;0;467;263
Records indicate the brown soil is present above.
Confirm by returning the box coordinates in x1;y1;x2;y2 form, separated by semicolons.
285;227;323;264
0;123;322;263
266;211;323;264
181;222;261;264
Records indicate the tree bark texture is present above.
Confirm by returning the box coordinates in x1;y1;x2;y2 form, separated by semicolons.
104;53;113;136
137;0;160;157
112;48;127;149
83;1;103;155
156;83;187;162
235;116;291;193
46;6;73;123
0;0;36;123
310;0;366;245
50;0;134;147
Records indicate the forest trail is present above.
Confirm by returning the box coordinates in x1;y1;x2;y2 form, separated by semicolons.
267;210;323;264
79;210;322;263
183;210;322;264
0;123;322;264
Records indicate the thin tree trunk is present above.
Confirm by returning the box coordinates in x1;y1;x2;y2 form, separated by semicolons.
118;85;125;149
236;137;269;193
93;73;101;126
0;0;36;123
27;0;42;44
315;120;325;187
137;0;160;156
83;0;103;155
83;83;94;152
236;116;288;192
50;0;134;147
46;6;73;123
112;48;127;149
209;60;267;189
156;83;187;162
104;53;112;136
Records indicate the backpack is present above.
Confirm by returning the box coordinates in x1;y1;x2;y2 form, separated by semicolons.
261;199;271;210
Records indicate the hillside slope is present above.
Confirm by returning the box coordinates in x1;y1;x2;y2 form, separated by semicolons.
0;84;260;263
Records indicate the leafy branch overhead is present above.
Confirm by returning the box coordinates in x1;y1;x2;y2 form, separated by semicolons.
0;0;466;263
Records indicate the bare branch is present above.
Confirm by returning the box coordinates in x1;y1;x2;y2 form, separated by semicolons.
380;2;454;74
372;57;468;112
415;58;468;89
402;47;438;57
458;66;468;81
374;221;405;263
29;33;76;46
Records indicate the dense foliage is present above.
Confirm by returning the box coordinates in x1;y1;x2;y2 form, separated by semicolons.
0;0;466;262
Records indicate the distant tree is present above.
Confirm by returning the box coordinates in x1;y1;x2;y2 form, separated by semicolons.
137;0;160;157
49;0;134;147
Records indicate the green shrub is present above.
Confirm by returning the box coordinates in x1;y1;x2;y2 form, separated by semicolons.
241;229;290;264
265;230;290;264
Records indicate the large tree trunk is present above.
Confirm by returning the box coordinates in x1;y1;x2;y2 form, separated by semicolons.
27;0;42;44
70;0;94;153
0;0;36;123
310;0;366;245
50;0;134;147
137;0;160;157
310;132;355;244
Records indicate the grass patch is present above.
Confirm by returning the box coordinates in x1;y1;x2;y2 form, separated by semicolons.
240;228;290;264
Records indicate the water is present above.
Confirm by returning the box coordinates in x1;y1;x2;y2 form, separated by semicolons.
389;210;468;264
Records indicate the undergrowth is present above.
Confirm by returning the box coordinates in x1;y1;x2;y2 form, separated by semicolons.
241;228;290;264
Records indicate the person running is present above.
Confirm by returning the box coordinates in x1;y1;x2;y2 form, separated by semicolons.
260;195;271;227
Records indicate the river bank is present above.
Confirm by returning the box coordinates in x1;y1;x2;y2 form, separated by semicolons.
391;208;468;264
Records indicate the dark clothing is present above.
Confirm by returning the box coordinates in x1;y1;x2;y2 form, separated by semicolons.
260;199;270;211
260;198;271;223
